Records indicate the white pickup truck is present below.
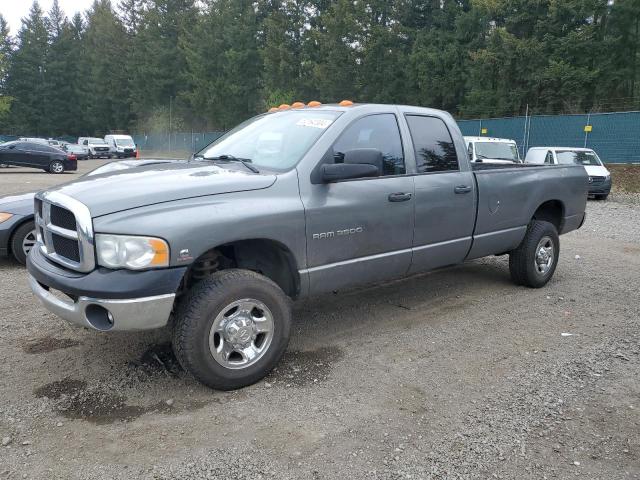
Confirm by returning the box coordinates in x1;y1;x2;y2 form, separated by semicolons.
464;136;521;164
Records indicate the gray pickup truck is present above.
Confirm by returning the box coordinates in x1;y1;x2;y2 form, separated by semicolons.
27;103;588;390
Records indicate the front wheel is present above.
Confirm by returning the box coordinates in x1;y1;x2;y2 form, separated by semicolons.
11;221;36;264
49;160;65;174
173;269;291;390
509;220;559;288
595;194;608;201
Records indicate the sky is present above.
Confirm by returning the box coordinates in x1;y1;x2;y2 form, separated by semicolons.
2;0;95;35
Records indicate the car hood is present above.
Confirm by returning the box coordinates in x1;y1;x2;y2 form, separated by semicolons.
0;192;36;215
583;165;609;177
45;160;277;217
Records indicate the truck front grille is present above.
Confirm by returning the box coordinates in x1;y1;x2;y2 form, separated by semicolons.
50;205;77;230
34;192;95;272
590;175;606;185
51;234;81;262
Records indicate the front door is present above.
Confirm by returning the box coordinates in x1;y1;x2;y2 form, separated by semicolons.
402;114;476;273
300;113;415;294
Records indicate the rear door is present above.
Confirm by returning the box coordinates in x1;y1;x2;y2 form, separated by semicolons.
402;114;476;273
300;113;415;294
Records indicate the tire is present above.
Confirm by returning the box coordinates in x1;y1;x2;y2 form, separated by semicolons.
509;220;559;288
11;221;36;265
595;194;608;201
173;269;292;390
49;160;65;174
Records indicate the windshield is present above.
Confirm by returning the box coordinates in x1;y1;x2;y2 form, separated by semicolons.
556;150;602;166
89;138;107;145
115;138;135;147
475;142;520;161
198;110;342;170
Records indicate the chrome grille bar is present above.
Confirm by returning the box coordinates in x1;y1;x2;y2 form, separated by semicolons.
34;191;95;272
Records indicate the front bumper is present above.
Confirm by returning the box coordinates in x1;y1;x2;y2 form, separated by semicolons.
27;247;186;331
588;178;611;195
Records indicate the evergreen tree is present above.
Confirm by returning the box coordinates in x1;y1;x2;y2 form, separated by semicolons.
6;1;49;135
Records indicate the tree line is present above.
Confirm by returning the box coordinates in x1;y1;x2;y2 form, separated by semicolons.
0;0;639;137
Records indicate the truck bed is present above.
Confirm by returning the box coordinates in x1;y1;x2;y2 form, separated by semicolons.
465;164;588;260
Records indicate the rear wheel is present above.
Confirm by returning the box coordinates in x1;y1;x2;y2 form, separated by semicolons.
509;220;559;288
11;221;36;265
173;269;291;390
49;160;64;174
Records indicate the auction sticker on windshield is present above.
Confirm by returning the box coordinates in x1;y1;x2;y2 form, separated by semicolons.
296;118;333;129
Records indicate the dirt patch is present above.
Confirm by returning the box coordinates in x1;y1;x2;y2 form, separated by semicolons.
35;377;207;425
608;163;640;193
34;378;87;399
129;342;183;376
267;347;342;387
22;336;80;354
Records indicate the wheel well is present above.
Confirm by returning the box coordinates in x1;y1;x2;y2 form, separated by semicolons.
532;200;564;231
181;239;300;298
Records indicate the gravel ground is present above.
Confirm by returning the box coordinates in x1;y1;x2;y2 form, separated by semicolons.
0;162;638;479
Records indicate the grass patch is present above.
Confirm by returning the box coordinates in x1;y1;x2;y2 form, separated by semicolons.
606;164;640;193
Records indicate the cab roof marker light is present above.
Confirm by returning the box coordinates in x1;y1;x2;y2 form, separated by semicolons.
291;102;305;109
339;100;354;106
267;107;278;113
278;104;291;110
308;101;322;107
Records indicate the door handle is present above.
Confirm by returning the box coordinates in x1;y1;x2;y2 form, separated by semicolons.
388;192;412;202
454;185;472;194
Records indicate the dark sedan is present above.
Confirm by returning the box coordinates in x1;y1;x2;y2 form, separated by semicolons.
0;141;77;173
0;159;179;264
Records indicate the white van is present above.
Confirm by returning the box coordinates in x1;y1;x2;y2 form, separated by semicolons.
464;136;521;164
104;134;136;158
525;147;611;199
78;137;112;159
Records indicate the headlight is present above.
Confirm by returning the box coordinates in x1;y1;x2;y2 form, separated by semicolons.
0;212;14;224
605;173;611;180
96;234;169;270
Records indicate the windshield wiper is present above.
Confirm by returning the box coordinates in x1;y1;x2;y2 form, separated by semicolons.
204;154;260;173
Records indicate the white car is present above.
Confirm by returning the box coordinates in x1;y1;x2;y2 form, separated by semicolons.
525;147;612;200
104;134;137;158
464;136;521;164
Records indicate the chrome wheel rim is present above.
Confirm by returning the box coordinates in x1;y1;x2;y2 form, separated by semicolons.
535;236;554;275
52;162;64;173
208;298;274;370
22;229;37;257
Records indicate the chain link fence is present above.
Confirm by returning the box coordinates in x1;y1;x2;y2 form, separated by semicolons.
457;111;640;164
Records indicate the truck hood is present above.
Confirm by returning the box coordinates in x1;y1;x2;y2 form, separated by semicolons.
45;160;277;217
583;165;609;177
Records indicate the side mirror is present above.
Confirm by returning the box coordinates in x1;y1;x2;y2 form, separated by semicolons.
321;163;379;182
343;148;384;172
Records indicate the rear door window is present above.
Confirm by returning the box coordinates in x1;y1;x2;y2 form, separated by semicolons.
405;115;459;173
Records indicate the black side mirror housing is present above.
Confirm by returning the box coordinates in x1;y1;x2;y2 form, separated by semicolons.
321;163;379;182
343;148;384;172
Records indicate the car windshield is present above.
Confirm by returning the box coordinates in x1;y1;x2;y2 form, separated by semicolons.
556;150;602;166
89;138;107;145
115;138;135;147
475;142;519;161
198;110;342;170
67;145;82;152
